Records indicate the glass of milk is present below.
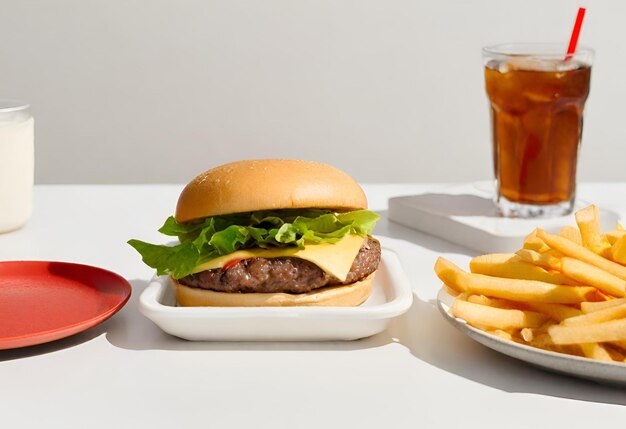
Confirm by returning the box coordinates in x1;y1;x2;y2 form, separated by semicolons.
0;100;34;233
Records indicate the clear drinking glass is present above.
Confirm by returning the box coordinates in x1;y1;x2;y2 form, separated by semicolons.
483;43;593;218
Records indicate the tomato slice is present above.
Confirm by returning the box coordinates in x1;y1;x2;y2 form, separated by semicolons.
222;259;242;271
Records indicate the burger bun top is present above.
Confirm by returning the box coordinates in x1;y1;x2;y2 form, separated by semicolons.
175;159;368;223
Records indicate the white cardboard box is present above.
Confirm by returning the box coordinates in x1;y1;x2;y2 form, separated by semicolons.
388;183;619;253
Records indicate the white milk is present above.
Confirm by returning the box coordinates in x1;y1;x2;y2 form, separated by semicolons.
0;103;34;233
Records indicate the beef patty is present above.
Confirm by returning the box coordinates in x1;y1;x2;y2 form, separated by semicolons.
178;236;381;294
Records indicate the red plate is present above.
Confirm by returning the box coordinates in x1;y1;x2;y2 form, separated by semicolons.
0;261;131;350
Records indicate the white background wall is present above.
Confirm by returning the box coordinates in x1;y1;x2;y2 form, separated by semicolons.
0;0;623;184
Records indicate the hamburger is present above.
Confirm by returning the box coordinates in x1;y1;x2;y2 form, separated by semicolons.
128;159;381;307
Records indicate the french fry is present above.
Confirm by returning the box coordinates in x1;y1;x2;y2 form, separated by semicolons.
465;294;531;312
575;205;611;255
604;229;626;245
520;327;535;342
523;229;551;252
451;299;548;330
610;235;626;265
455;292;470;301
523;322;560;344
521;320;553;339
537;229;626;281
466;294;513;308
549;318;626;344
434;257;469;292
579;343;614;361
489;329;514;341
443;284;462;297
596;290;615;301
561;303;626;326
604;345;626;362
470;253;572;285
610;340;626;352
515;249;562;271
520;326;553;342
580;298;626;313
465;273;597;304
438;257;597;304
522;330;558;350
524;302;582;321
559;226;583;245
469;253;517;269
559;257;626;298
523;238;551;252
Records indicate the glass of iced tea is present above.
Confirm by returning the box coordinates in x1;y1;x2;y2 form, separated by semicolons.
483;43;593;218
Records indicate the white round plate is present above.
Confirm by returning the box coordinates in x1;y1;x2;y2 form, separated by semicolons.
437;288;626;386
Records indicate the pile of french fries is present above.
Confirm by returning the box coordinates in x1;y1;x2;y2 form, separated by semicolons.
435;205;626;363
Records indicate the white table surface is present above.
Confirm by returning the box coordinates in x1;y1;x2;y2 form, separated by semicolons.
1;183;626;428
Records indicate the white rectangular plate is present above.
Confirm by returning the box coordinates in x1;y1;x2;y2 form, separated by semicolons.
139;247;413;341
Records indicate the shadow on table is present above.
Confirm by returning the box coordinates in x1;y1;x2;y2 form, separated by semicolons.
105;279;397;352
107;280;626;405
389;293;626;406
0;276;396;362
0;318;114;362
11;276;621;406
390;193;500;217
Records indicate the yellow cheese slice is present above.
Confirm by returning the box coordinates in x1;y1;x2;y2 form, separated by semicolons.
191;234;366;282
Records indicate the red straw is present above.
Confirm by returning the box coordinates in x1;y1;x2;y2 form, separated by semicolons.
566;7;586;59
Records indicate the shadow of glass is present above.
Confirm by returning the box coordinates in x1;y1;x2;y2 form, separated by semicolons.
388;293;626;406
105;279;397;352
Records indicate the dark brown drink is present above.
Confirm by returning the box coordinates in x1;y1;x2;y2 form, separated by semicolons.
483;44;593;217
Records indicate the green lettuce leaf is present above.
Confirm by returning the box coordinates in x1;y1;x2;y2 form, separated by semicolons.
128;209;379;279
127;239;204;279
